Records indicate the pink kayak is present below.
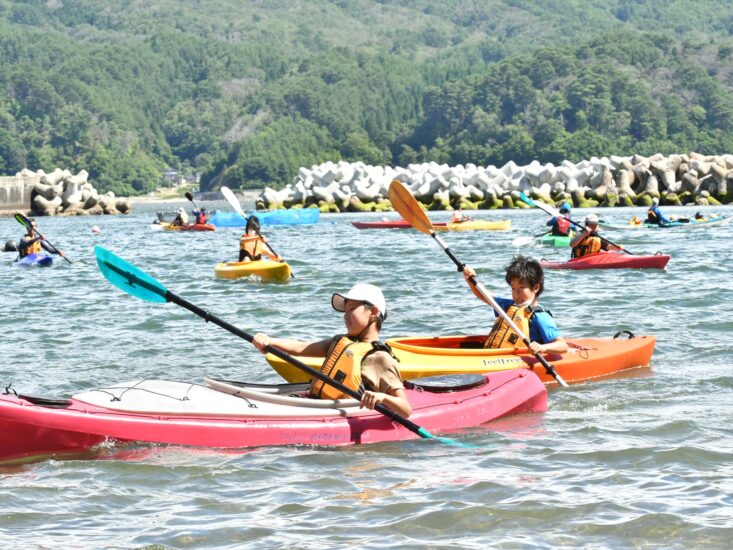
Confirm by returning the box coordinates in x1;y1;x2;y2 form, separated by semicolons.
0;370;546;462
541;251;670;270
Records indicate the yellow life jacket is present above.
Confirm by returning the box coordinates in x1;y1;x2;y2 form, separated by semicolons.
310;336;393;400
483;305;532;349
20;238;42;257
239;234;264;257
571;235;602;258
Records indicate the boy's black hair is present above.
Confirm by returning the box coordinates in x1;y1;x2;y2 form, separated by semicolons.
505;255;544;297
246;215;260;234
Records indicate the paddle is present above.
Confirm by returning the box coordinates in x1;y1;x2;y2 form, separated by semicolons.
511;236;535;247
14;213;72;264
518;192;634;255
184;191;199;210
388;181;568;387
221;186;290;274
94;245;463;446
511;230;556;247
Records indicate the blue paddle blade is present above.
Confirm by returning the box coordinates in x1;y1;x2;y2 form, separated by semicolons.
518;192;534;206
94;246;168;303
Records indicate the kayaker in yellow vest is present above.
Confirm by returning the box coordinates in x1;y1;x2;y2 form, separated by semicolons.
252;283;411;417
238;215;281;262
462;256;568;356
17;219;65;259
570;214;621;258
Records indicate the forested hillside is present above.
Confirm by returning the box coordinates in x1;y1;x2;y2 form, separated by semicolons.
1;0;732;194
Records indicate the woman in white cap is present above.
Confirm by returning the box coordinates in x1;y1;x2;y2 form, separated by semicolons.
252;283;411;417
172;207;189;227
569;213;621;258
645;197;671;225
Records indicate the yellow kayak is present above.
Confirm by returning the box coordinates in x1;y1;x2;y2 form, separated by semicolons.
435;219;511;231
264;333;655;385
214;260;292;282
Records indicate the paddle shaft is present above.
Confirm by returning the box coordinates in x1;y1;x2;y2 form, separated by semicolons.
14;213;72;264
184;192;200;211
429;231;568;387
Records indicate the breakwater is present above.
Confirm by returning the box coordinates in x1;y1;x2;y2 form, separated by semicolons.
256;152;733;212
0;168;131;216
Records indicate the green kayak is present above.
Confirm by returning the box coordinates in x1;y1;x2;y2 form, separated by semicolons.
536;233;573;247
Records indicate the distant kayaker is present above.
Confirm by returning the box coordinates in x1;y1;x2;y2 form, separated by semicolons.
252;283;412;417
462;256;568;355
193;207;207;225
646;197;671;225
172;207;189;226
451;207;472;223
239;216;281;262
546;202;574;236
569;214;621;258
17;219;65;259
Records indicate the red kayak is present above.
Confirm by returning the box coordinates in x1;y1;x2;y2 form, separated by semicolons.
0;370;546;463
541;251;670;270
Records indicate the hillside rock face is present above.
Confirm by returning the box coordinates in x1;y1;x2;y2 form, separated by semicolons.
256;153;733;212
12;168;131;216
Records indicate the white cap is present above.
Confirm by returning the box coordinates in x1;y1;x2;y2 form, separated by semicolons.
332;283;387;320
652;197;659;205
585;213;599;224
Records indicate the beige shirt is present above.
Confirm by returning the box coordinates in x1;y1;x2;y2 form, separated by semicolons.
361;350;404;394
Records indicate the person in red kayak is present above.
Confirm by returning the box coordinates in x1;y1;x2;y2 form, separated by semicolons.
238;216;281;262
252;283;412;417
17;219;65;259
569;214;621;258
451;207;472;224
546;202;574;236
462;256;568;356
193;207;207;225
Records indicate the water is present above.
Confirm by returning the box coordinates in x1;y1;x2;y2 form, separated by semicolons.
1;202;732;548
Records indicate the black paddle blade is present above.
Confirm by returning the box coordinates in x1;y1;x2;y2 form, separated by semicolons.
14;212;32;229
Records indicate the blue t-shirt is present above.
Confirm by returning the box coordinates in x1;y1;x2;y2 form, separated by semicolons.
494;297;561;344
647;205;670;224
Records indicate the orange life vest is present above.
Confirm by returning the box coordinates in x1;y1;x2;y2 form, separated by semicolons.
571;235;602;258
483;305;532;349
239;234;265;258
310;336;395;400
19;237;42;257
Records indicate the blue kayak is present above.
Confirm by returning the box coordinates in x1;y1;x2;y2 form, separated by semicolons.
14;253;53;267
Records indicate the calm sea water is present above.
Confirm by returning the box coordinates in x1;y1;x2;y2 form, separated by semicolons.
1;200;732;549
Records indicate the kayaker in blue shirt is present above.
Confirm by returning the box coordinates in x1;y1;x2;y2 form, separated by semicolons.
17;219;65;259
193;207;207;225
546;202;574;236
462;256;568;355
646;197;671;225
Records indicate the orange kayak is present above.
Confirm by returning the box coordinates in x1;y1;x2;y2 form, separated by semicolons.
265;332;655;385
